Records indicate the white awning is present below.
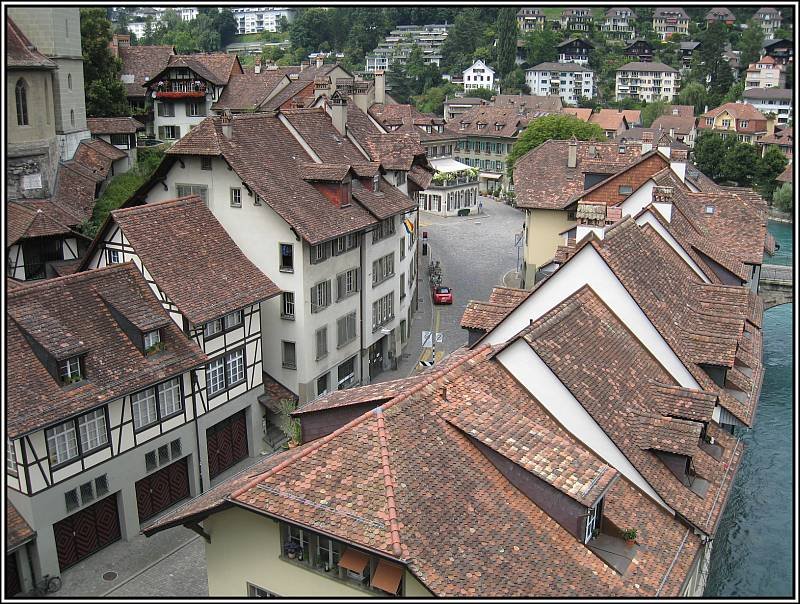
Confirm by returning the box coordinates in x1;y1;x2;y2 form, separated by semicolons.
430;157;472;172
479;172;502;180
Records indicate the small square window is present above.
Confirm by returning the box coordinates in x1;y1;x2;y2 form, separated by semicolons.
201;157;212;171
95;474;109;496
65;489;80;512
619;185;633;195
158;444;170;465
59;357;82;384
80;481;95;505
230;187;242;208
705;205;715;214
145;450;157;472
170;438;182;459
144;329;161;351
106;249;120;265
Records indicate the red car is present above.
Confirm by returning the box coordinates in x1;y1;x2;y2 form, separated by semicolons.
432;286;453;304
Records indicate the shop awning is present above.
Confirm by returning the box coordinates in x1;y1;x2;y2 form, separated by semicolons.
371;559;404;594
479;172;502;179
338;547;370;574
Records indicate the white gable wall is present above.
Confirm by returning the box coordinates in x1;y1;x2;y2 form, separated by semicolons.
497;339;672;511
484;244;700;389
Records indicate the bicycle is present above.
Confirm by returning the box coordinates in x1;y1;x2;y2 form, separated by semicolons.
32;574;62;596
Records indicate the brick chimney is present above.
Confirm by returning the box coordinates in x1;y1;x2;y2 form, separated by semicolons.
316;54;325;68
221;109;233;139
641;130;654;153
329;93;347;136
651;186;674;221
575;201;607;241
108;33;130;58
567;137;577;168
314;76;331;100
254;56;262;74
374;70;386;104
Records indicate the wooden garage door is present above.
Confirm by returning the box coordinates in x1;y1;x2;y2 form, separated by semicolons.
207;409;249;479
135;457;190;523
53;495;121;571
6;551;21;597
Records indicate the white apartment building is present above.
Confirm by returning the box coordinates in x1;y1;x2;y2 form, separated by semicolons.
463;59;496;93
601;7;636;40
230;7;295;34
526;62;595;105
742;87;793;124
127;21;147;38
744;55;787;88
616;62;680;102
652;7;690;41
753;7;782;38
365;24;450;72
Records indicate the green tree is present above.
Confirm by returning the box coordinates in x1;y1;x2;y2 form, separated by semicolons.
412;82;462;115
470;87;495;101
722;80;745;104
289;8;331;55
692;23;733;99
441;8;483;73
756;146;789;198
501;67;530;95
80;8;130;117
523;29;559;66
737;21;765;69
772;182;793;212
693;132;732;180
675;81;709;116
720;141;761;185
212;9;238;47
496;7;518;78
641;100;669;127
507;114;605;176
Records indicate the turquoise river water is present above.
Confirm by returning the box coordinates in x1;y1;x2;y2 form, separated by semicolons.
704;221;793;596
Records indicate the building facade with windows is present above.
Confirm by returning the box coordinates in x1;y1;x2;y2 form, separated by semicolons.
146;53;243;141
230;7;295;34
130;100;425;403
560;8;593;32
462;59;496;93
365;24;450;73
601;7;636;39
652;7;690;40
753;7;782;38
743;87;793;125
699;102;771;144
556;37;594;65
615;62;680;102
744;55;787;88
526;62;595;105
86;117;145;173
516;8;547;31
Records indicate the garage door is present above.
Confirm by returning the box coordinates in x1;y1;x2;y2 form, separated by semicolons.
207;409;248;479
6;552;21;597
135;457;190;523
53;495;120;571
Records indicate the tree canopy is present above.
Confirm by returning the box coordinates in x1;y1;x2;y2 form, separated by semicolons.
522;29;559;67
495;8;518;78
772;182;793;212
641;100;669;127
694;132;788;189
80;8;130;117
507;114;605;176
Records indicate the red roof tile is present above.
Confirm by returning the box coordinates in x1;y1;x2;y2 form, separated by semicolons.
87;117;145;134
118;44;175;98
7;18;56;70
6;502;34;552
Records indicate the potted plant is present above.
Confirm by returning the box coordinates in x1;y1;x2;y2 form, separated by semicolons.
145;341;166;356
284;541;302;559
622;528;637;546
278;398;302;448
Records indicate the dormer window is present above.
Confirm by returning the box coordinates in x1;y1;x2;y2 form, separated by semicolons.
59;356;83;385
460;122;466;130
705;205;715;214
584;497;604;543
477;122;486;130
144;329;163;354
373;174;380;192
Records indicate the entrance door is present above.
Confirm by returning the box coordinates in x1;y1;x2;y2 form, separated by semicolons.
368;339;384;380
53;494;121;571
135;457;190;523
206;410;249;479
6;552;21;597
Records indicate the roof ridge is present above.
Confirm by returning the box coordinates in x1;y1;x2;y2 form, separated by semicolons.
229;345;490;502
6;261;137;297
374;408;402;557
112;195;202;218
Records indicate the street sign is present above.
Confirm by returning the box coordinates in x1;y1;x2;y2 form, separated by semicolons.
419;360;434;367
514;233;524;248
435;332;444;343
422;331;433;348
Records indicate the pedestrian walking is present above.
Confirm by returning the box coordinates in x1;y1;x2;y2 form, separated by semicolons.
478;199;483;214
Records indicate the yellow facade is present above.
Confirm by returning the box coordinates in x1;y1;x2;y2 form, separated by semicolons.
203;506;432;597
523;208;574;287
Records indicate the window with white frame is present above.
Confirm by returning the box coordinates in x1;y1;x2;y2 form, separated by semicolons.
372;253;394;286
176;183;208;205
282;341;296;369
206;348;246;398
158;125;180;140
157;103;175;117
230;187;242;208
144;329;161;350
188;102;203;117
7;439;17;475
372;292;394;331
157;377;183;418
206;357;226;396
281;292;295;319
226;348;245;385
224;310;243;330
372;217;395;243
310;280;331;313
315;327;328;360
132;387;159;430
77;409;108;453
310;242;329;264
346;233;359;250
337;312;357;348
106;248;121;264
46;421;79;466
336;268;359;300
204;310;243;339
46;408;109;466
59;356;83;384
248;584;279;597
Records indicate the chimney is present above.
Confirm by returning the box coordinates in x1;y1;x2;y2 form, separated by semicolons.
300;61;309;72
329;94;347;135
766;114;776;136
314;76;331;100
567;137;577;168
221;109;233;139
575;201;607;241
254;56;262;74
641;130;654;153
651;185;674;222
108;33;130;58
374;70;385;104
316;54;324;68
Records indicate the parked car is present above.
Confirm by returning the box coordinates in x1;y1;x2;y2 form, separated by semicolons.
432;286;453;304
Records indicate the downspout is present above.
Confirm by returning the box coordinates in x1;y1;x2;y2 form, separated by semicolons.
359;230;367;384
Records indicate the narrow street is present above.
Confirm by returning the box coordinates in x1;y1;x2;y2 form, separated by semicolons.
376;196;525;381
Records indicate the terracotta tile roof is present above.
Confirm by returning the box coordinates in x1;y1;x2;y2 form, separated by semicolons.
72;139;127;179
7;18;56;70
618;61;678;73
6;263;207;438
259;78;314;110
7;202;76;245
212;70;288;111
87;117;145;135
562;107;593;121
529;61;592;72
776;161;792;183
456;106;537;139
651;115;697;136
742;87;792;100
701;102;767;124
161;113;380;245
460;300;517;331
757;127;793;147
407;165;433;190
351;179;417;220
7;502;35;552
589;109;628;131
145;342;710;596
521;286;743;535
118;44;175;98
161;53;241;86
621;109;641;125
706;7;736;20
280;108;370;165
649;383;718;422
298;162;351;182
362;133;427;171
667;105;695;118
105;196;280;325
515;140;642;210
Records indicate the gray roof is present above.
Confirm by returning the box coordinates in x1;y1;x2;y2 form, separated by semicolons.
654;7;689;19
444;97;488;106
742;87;793;100
556;37;594;49
618;61;679;73
680;41;701;51
528;62;593;73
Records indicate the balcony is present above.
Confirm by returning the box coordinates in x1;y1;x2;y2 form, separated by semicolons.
155;90;206;100
429;174;479;189
153;80;208;100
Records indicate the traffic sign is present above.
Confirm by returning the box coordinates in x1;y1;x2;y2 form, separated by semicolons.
422;331;433;348
435;332;444;343
419;360;434;367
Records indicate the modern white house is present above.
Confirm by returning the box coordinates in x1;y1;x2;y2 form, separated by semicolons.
601;7;637;40
146;54;243;141
365;24;450;73
742;87;793;124
230;7;296;34
616;62;680;102
526;62;595;105
462;59;496;93
744;55;787;88
417;158;480;216
127;94;427;403
652;7;690;40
